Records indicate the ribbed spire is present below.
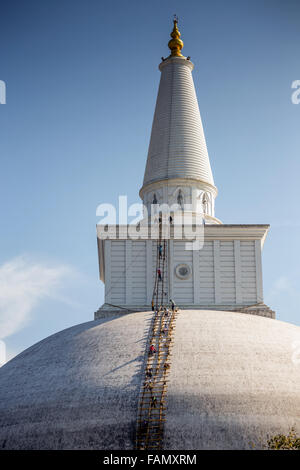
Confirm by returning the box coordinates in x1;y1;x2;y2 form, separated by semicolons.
141;20;215;191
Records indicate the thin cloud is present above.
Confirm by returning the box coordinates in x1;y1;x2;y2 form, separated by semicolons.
265;275;300;318
267;276;297;299
0;255;74;339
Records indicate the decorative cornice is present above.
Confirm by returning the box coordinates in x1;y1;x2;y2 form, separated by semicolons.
97;224;270;244
159;56;194;71
139;177;218;199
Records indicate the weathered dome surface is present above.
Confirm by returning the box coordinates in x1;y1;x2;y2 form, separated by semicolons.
0;310;299;450
165;310;300;449
0;313;152;450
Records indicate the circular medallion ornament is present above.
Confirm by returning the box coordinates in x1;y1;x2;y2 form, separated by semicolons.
175;264;191;280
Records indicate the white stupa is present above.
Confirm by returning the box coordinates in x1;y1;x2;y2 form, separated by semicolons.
96;19;273;317
0;19;299;450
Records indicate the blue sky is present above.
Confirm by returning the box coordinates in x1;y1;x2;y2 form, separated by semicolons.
0;0;299;361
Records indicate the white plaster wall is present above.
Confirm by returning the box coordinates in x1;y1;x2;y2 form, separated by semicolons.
109;241;126;305
198;241;215;303
131;241;147;305
173;241;194;304
220;241;236;304
142;183;216;219
105;237;262;307
240;241;257;303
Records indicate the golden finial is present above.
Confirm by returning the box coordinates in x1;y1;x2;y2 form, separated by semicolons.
168;15;184;57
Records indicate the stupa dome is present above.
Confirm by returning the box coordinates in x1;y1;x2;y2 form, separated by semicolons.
0;310;299;450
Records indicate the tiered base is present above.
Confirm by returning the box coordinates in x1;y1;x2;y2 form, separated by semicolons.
95;303;275;320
